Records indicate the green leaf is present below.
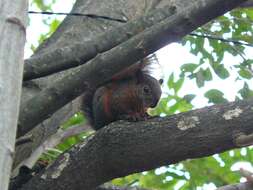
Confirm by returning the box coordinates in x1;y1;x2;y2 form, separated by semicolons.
30;44;37;52
245;9;253;20
183;94;196;103
239;68;253;79
238;82;253;99
61;112;85;129
167;73;174;89
204;89;228;104
49;19;61;34
177;100;193;112
181;63;198;73
203;68;213;81
164;171;186;180
195;69;205;88
33;0;52;11
211;62;229;79
174;77;184;93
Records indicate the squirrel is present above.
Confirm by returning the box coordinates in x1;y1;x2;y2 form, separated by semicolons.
82;55;163;130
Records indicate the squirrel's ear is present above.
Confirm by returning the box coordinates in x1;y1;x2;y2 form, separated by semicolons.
142;54;164;81
159;79;164;85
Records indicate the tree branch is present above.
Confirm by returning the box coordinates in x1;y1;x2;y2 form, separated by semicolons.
19;99;253;190
97;185;149;190
23;4;177;80
14;124;90;173
18;0;246;138
216;182;253;190
239;0;253;8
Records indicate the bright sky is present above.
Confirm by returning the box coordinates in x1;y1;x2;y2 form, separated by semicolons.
157;43;253;107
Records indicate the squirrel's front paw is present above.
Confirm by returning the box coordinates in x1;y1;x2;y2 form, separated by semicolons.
119;113;147;122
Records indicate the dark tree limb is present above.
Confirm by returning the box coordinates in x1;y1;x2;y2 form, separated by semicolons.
216;182;253;190
240;0;253;7
100;183;253;190
97;185;149;190
17;0;246;138
23;4;177;80
19;99;253;190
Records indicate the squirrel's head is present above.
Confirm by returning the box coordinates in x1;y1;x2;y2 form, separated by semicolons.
138;74;162;108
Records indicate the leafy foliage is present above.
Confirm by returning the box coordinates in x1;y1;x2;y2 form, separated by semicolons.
39;113;90;163
31;0;56;11
204;89;228;104
28;0;63;52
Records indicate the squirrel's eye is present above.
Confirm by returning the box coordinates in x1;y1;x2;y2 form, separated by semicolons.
143;86;150;94
159;79;164;85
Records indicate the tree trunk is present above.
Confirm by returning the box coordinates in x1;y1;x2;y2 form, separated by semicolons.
0;1;28;189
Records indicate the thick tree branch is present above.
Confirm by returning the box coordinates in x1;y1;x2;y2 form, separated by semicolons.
18;0;246;138
97;185;149;190
19;99;253;190
216;182;253;190
13;85;82;167
240;0;253;7
23;5;177;80
14;124;90;173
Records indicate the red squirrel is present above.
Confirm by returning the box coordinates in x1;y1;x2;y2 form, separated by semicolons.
82;56;162;130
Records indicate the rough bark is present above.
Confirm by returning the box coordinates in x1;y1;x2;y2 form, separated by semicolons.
14;87;80;167
240;0;253;7
216;182;253;190
23;4;177;80
19;99;253;190
97;185;149;190
0;1;28;189
100;183;253;190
